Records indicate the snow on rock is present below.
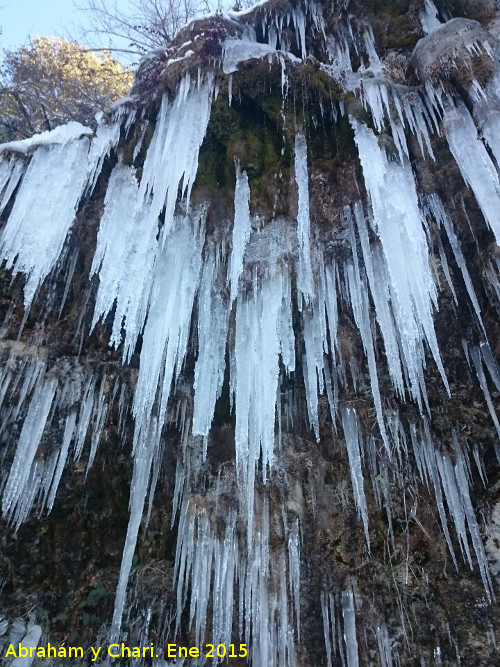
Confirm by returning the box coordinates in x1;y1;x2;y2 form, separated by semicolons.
223;38;277;73
0;121;93;156
411;18;496;81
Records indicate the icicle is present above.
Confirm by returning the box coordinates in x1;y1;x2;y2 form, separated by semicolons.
470;346;500;439
436;233;458;304
354;206;405;399
193;244;230;437
111;210;205;640
351;119;449;406
58;246;79;319
174;491;297;667
342;587;359;667
437;453;473;567
302;275;329;441
415;422;495;599
232;267;294;543
212;513;238;651
1;141;94;309
419;0;441;35
344;208;389;450
450;450;495;601
111;418;160;641
321;592;336;667
46;409;77;512
73;377;95;461
91;74;215;361
341;408;370;549
427;194;485;333
86;375;108;473
294;132;314;303
472;442;488;488
288;518;301;642
229;161;251;304
376;624;393;667
414;423;458;568
2;377;57;522
443;102;500;245
132;209;205;450
291;7;307;59
0;157;25;215
0;121;119;310
90;162;145;356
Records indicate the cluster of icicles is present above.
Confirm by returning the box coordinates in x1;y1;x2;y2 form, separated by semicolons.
1;1;500;664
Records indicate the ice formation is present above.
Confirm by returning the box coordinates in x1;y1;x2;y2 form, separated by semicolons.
1;0;500;664
0;121;119;309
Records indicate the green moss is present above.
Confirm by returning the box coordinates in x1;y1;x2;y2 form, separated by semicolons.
294;59;343;103
196;131;232;191
207;101;241;145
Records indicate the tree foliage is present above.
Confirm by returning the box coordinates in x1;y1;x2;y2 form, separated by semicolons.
0;37;134;141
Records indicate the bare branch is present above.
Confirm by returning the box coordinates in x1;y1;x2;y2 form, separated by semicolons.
74;0;215;57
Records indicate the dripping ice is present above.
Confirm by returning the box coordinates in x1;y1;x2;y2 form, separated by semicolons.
0;2;499;664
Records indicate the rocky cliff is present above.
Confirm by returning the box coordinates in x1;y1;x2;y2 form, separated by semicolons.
0;0;500;665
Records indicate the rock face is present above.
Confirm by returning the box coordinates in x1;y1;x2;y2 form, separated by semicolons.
0;0;500;665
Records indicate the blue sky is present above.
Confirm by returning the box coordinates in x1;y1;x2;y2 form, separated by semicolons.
0;0;136;59
1;0;80;50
